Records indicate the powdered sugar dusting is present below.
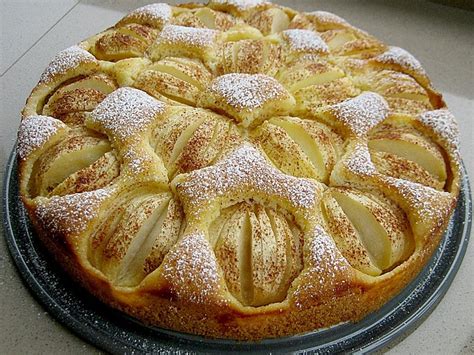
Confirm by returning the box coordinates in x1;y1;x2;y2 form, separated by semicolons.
306;11;349;26
17;115;67;160
211;0;267;10
375;46;426;76
120;3;171;27
345;143;377;176
385;177;452;222
176;143;319;220
36;188;112;235
283;29;329;53
123;147;153;174
328;92;389;136
293;225;350;308
90;87;165;141
309;225;344;269
417;109;460;149
209;73;289;110
39;46;96;84
158;25;218;48
162;232;221;304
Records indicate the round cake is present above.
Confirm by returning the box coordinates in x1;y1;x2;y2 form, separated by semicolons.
17;0;461;340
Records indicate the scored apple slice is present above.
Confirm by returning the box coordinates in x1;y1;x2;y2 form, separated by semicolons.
33;129;111;197
134;57;212;106
320;28;385;58
369;125;447;183
267;116;342;183
153;107;239;178
143;198;185;275
322;188;413;275
248;8;290;35
99;193;170;285
49;151;120;197
115;196;185;287
370;150;444;190
170;116;241;177
88;187;156;268
248;205;288;306
112;196;170;286
92;24;158;61
251;120;319;179
173;7;237;31
42;73;117;118
213;203;303;306
219;39;281;76
276;56;345;92
323;30;357;51
195;7;238;30
214;203;250;303
276;57;359;115
322;192;382;276
385;97;432;116
293;77;359;115
264;207;303;300
165;115;207;175
368;70;430;102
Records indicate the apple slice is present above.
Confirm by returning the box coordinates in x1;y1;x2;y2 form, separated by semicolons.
219;39;281;75
269;117;342;183
33;130;111;197
322;188;413;275
153;107;237;178
369;70;429;101
322;30;357;51
49;151;120;197
370;150;444;190
88;187;163;268
333;189;410;269
42;73;117;117
171;116;237;177
173;8;237;31
276;57;344;92
153;107;207;168
265;207;303;299
369;126;447;182
194;7;221;29
213;203;303;306
134;57;212;106
93;24;158;61
248;205;288;306
143;198;185;275
195;7;237;30
116;197;185;286
251;121;319;179
385;97;432;116
322;193;382;276
214;203;250;304
114;197;170;286
222;24;263;42
248;8;290;35
100;194;170;285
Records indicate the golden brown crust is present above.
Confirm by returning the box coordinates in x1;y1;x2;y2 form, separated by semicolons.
17;0;461;341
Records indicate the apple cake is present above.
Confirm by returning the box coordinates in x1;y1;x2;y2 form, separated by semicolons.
17;0;461;340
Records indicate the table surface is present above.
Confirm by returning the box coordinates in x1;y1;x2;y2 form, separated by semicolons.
0;1;473;354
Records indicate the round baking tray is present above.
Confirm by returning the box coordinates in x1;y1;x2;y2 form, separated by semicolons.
3;147;472;354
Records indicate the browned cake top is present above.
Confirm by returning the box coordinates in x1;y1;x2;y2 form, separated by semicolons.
17;0;461;340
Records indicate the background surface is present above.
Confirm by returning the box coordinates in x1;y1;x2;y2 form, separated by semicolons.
0;0;472;353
